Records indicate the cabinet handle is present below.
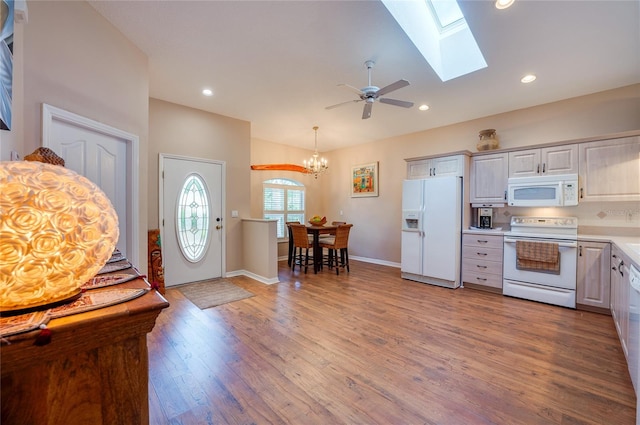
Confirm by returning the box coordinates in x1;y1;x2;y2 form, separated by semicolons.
432;168;436;176
580;188;584;199
542;163;546;173
476;277;487;281
476;252;488;256
476;265;487;269
537;164;540;174
477;240;488;244
504;190;507;201
579;246;582;257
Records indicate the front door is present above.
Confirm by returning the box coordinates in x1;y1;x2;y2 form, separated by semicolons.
160;154;224;286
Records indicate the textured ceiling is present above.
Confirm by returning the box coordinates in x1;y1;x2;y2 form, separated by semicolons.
88;0;640;151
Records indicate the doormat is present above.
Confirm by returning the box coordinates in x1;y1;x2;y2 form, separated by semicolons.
176;279;254;310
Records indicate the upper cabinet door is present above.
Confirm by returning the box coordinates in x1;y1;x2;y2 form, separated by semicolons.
579;136;640;202
508;149;540;178
470;152;508;204
541;145;578;175
406;154;467;179
508;145;577;177
407;159;431;179
432;155;465;177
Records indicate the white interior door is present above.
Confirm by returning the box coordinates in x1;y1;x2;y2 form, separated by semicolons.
160;154;224;286
42;104;139;265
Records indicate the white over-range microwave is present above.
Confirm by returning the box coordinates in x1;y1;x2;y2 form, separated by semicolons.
507;174;579;207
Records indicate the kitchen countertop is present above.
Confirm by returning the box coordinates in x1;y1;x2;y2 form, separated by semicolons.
577;225;640;267
578;234;640;268
463;227;508;235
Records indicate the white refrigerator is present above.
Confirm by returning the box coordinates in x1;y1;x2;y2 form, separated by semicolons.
401;176;462;288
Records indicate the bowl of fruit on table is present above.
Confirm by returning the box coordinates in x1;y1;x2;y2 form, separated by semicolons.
308;216;327;226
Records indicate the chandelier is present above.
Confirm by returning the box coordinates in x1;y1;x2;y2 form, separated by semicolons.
303;126;328;179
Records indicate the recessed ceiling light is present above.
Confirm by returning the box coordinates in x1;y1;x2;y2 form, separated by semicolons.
202;88;213;96
419;104;430;111
495;0;515;10
520;74;537;83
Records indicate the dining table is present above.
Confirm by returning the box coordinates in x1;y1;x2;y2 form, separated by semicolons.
287;223;337;274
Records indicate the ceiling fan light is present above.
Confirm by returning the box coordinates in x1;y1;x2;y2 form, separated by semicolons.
325;61;412;120
202;88;213;96
419;104;430;111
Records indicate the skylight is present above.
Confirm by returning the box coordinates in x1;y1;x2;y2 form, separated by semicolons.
427;0;463;30
381;0;487;82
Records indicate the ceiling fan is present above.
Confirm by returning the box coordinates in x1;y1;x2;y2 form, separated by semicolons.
325;60;414;119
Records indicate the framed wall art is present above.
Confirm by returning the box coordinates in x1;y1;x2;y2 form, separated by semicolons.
1;0;14;130
351;162;378;197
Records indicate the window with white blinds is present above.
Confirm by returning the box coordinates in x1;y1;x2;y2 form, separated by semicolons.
263;178;305;238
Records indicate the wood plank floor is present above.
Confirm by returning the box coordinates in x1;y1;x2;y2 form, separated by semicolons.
148;260;636;425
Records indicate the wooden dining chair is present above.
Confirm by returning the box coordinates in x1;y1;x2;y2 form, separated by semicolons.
319;221;346;243
285;221;300;266
319;224;353;275
290;223;315;274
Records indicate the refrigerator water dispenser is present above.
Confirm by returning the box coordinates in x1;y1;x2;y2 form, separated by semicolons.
402;211;421;231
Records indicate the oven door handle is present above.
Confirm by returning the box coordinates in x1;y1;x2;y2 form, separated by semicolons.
504;238;577;248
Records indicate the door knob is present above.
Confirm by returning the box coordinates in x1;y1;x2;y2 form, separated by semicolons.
216;225;222;230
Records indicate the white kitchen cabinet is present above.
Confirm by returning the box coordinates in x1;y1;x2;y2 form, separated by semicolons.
578;136;640;202
576;240;611;313
462;233;503;293
469;152;508;205
508;144;578;178
611;245;630;359
407;154;467;179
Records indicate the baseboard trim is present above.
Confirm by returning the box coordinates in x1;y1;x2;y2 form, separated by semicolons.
349;256;401;268
225;269;279;285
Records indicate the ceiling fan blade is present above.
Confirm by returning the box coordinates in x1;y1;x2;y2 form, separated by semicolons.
362;102;373;119
376;79;410;97
379;98;414;108
338;83;364;95
325;99;361;110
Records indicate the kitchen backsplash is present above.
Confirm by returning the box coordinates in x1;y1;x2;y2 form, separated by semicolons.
491;201;640;230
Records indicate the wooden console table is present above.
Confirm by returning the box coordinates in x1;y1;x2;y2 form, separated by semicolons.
1;278;169;425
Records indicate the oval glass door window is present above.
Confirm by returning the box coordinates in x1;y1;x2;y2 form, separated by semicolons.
176;173;211;262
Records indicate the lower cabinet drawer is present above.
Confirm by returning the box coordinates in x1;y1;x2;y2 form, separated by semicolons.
462;245;503;262
463;259;503;276
463;234;503;250
462;270;503;289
